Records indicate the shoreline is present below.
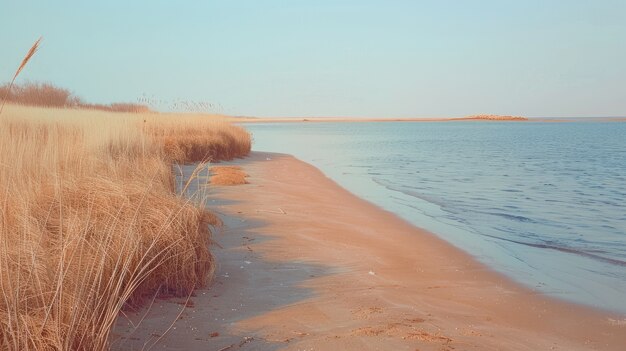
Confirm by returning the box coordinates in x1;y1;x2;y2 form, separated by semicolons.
229;117;528;123
113;152;626;350
226;116;626;123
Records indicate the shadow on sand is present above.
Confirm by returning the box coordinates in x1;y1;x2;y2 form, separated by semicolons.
111;157;332;351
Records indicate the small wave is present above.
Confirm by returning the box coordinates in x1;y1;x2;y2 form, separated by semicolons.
487;212;535;223
479;233;626;267
372;178;448;207
467;208;536;223
501;189;523;193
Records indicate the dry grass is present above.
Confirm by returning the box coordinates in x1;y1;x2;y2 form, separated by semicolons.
0;37;42;115
147;116;251;163
0;82;78;109
0;104;250;350
0;82;150;113
209;166;249;186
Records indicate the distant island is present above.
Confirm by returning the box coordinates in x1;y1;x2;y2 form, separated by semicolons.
458;114;528;121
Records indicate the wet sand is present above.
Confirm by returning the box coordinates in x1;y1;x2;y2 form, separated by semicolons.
113;152;626;351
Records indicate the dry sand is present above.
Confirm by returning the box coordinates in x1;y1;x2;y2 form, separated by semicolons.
113;152;626;351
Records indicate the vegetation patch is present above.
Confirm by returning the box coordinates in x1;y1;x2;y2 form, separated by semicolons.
0;104;250;350
210;166;249;186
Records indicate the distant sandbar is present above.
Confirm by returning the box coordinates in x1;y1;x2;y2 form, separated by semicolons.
229;114;528;123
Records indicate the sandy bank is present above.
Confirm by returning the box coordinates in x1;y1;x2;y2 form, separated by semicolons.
113;152;626;351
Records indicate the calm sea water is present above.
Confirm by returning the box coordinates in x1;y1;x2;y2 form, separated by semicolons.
245;121;626;314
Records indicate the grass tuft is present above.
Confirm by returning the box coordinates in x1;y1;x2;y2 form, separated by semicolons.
209;166;249;186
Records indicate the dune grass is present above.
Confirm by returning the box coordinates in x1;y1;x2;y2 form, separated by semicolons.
146;117;251;163
0;104;250;350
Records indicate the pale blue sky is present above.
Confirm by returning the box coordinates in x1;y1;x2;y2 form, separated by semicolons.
1;1;625;117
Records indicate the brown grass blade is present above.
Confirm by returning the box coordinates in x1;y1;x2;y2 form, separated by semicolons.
0;36;42;115
13;37;42;81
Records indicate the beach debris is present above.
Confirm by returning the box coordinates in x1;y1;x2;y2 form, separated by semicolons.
266;157;272;160
368;270;376;276
217;336;255;351
244;260;252;264
175;299;195;308
608;318;626;326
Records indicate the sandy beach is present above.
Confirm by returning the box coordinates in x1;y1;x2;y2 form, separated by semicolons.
113;152;626;351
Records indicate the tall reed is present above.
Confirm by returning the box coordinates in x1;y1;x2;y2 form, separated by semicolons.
0;37;42;115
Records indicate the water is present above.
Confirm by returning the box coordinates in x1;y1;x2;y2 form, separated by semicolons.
244;121;626;314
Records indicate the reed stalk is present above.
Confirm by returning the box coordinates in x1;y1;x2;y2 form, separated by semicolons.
0;37;42;115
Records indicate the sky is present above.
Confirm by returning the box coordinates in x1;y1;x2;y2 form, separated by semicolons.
1;0;625;117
